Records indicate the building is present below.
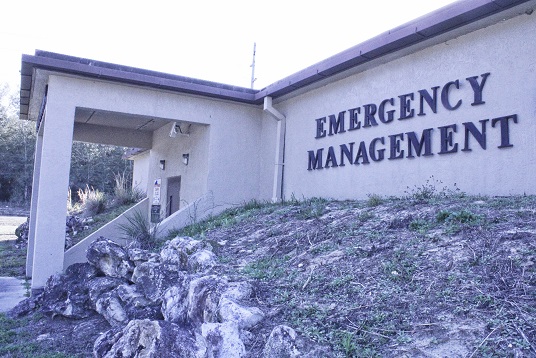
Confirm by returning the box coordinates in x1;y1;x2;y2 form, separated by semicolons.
20;0;536;289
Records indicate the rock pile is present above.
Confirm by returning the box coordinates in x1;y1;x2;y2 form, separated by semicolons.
11;236;319;357
15;215;92;250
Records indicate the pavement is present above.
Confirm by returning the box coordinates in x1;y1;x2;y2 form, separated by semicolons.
0;276;28;313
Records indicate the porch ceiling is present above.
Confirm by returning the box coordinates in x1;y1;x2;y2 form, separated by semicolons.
74;107;168;132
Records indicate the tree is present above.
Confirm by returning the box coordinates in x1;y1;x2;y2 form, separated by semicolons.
0;83;133;206
0;84;35;204
69;142;133;196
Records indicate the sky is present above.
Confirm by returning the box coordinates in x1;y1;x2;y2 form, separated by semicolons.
1;0;458;92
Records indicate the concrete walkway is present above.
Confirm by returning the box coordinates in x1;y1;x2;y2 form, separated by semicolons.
0;276;27;313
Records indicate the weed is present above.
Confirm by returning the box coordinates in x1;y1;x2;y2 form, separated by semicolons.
309;242;335;255
242;258;286;280
340;331;358;357
405;176;464;202
330;274;354;289
409;218;431;233
436;209;481;224
295;197;328;220
241;198;267;211
366;194;383;207
358;210;375;222
383;249;419;282
435;209;451;222
436;209;483;234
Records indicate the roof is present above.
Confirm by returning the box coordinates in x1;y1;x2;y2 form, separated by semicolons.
20;0;534;119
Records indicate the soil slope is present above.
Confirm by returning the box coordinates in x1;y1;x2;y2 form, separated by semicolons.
2;192;535;357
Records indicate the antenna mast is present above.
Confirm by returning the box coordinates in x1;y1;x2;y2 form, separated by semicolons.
250;42;257;89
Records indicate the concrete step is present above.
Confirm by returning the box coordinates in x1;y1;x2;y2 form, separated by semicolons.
0;277;27;313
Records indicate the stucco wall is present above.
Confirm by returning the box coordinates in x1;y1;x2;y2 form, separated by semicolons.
143;99;267;218
131;151;149;193
277;11;536;199
205;104;265;206
147;122;209;217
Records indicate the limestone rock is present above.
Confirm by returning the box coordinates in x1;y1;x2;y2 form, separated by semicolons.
9;294;40;318
66;215;85;235
87;237;134;279
201;322;246;358
39;263;98;319
131;261;187;303
218;296;264;329
87;276;126;305
128;247;160;266
187;249;217;273
221;281;253;301
116;284;163;321
66;262;100;281
263;325;300;358
124;302;163;322
160;236;212;270
161;283;190;324
93;319;199;358
15;218;29;244
187;275;227;325
95;291;128;327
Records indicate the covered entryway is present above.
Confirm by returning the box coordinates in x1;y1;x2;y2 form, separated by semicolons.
20;50;271;290
20;55;213;290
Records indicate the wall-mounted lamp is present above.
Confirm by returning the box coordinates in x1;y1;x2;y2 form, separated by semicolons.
159;160;166;170
169;122;191;138
182;154;189;166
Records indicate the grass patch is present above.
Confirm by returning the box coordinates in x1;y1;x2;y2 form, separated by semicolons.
242;257;287;280
0;240;26;277
0;313;81;357
69;203;137;246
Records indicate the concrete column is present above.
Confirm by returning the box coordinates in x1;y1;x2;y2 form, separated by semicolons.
31;86;75;289
26;132;43;277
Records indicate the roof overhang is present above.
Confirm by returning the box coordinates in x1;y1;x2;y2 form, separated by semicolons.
20;0;535;120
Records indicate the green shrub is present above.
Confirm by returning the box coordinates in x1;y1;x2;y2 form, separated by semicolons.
296;197;328;219
117;209;159;250
436;209;481;224
367;194;384;207
409;218;430;233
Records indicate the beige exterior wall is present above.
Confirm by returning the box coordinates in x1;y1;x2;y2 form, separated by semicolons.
276;12;536;199
131;151;149;192
147;122;209;217
141;97;267;221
